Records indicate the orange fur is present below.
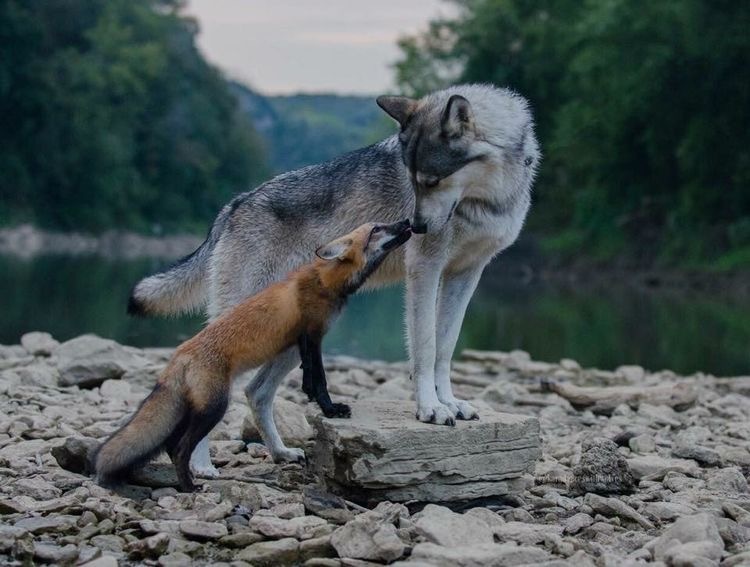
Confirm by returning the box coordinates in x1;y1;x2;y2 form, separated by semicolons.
95;223;382;491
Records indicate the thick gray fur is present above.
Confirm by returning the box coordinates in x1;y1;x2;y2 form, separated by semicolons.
129;83;540;476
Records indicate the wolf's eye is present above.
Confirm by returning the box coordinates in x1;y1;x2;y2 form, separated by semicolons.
424;177;440;188
372;226;383;233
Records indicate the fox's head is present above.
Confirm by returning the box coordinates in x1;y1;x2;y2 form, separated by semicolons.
315;219;411;295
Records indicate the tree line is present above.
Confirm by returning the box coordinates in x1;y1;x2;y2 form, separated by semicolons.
0;0;269;234
395;0;750;269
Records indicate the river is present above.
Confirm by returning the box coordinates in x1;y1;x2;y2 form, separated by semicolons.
1;254;748;376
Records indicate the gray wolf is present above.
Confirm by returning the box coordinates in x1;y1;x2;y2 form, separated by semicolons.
128;84;539;476
97;221;412;490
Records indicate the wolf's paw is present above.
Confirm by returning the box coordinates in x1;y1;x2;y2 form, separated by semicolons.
190;463;221;479
273;447;306;464
438;396;479;421
323;403;351;419
416;402;456;426
455;400;479;421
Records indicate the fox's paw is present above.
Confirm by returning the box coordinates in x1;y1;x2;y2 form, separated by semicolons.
416;402;456;426
273;447;306;464
323;403;351;419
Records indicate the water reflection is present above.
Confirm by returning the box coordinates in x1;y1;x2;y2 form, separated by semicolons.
1;255;748;376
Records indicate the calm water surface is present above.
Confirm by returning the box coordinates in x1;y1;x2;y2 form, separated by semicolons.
1;255;748;376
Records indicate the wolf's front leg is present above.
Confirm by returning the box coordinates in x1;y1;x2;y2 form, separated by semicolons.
406;252;455;425
434;264;486;420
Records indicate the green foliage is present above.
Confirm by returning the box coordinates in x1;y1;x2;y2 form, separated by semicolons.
0;0;269;233
395;0;750;268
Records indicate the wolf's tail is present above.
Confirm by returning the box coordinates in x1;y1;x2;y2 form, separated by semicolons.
128;204;233;317
94;382;185;485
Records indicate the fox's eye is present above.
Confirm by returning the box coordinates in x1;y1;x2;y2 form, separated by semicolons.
372;226;383;233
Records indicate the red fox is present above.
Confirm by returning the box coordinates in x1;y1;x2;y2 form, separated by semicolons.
95;220;411;491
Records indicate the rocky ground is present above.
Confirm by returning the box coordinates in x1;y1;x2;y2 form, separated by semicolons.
1;332;749;566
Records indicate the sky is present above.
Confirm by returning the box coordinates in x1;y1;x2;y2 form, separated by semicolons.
185;0;456;95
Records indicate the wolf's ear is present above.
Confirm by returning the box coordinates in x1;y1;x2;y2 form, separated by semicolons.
376;95;417;127
315;238;351;261
441;94;475;138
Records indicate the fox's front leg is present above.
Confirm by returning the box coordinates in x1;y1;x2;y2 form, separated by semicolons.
298;332;350;418
405;249;455;426
298;335;315;401
434;264;486;420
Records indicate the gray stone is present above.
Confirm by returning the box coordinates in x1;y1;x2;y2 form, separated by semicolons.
243;397;313;448
706;466;748;493
627;455;700;480
33;542;79;563
14;515;76;534
564;513;594;535
403;542;551;567
628;434;656;454
652;513;724;563
300;535;337;561
237;538;300;566
412;504;494;547
14;477;62;500
248;511;330;540
79;557;118;567
56;334;149;387
309;400;540;502
330;502;407;562
493;521;563;545
21;332;59;356
571;437;635;495
158;552;193;566
584;494;654;529
178;520;228;540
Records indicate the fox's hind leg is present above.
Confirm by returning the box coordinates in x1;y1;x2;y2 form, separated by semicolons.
245;347;305;463
172;394;230;492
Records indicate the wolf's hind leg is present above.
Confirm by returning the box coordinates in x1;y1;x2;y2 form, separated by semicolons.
190;437;219;479
245;348;305;463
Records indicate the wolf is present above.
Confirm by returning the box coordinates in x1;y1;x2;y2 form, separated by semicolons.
128;83;539;476
96;221;411;491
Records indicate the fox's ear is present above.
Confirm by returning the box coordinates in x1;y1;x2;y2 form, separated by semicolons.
376;95;417;127
441;94;475;138
315;238;351;261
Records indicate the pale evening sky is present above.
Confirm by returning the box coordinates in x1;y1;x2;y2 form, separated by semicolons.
185;0;456;95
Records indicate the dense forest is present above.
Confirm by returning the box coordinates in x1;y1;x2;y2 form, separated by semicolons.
396;0;750;270
0;0;269;233
1;0;748;272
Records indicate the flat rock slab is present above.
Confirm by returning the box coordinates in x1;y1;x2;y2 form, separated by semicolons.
309;400;540;503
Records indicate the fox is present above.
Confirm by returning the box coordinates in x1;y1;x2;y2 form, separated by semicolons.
95;220;412;491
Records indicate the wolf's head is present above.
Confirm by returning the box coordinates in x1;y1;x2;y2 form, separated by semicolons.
315;220;412;295
377;92;487;234
377;86;538;234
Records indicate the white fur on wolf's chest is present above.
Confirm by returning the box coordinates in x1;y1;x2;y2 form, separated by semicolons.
445;201;528;273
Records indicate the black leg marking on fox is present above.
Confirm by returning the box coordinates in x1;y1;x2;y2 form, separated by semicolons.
170;394;229;492
298;333;351;419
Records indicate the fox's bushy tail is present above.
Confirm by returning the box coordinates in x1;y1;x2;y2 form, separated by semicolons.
94;383;185;485
128;204;232;317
